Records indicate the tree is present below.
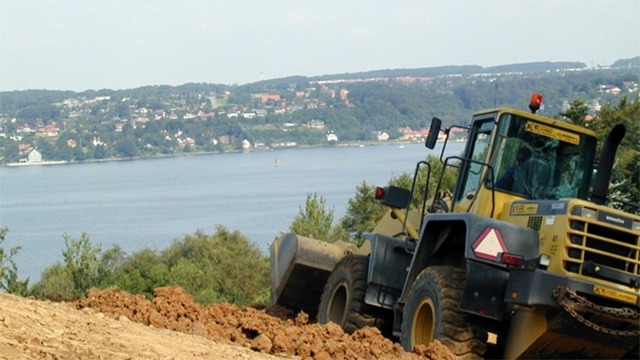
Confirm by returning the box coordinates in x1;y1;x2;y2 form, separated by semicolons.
28;227;269;306
559;98;590;126
387;155;458;209
161;227;270;305
15;103;61;123
590;97;640;214
29;263;75;300
56;142;75;161
93;144;108;159
74;146;86;161
111;248;168;299
2;143;19;163
36;138;57;160
116;137;139;158
0;227;29;295
115;101;131;119
98;245;128;286
62;233;102;297
290;193;348;243
340;181;386;241
30;233;105;299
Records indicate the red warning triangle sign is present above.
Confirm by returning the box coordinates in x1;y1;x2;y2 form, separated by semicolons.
472;227;508;261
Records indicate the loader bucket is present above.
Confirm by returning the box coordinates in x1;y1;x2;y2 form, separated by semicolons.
269;232;359;318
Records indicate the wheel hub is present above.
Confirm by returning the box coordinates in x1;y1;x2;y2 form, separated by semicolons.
327;280;349;325
412;297;436;347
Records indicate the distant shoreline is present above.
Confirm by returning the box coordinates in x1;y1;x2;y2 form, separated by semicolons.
5;160;68;167
1;140;423;168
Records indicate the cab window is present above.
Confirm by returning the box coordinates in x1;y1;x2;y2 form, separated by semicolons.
455;120;493;202
492;114;595;200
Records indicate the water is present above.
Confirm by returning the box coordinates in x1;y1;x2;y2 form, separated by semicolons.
0;142;464;282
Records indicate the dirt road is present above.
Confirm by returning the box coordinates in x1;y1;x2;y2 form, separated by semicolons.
0;286;454;359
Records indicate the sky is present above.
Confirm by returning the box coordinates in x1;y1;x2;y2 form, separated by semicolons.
1;0;639;92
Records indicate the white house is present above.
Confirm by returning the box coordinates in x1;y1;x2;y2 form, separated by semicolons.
326;132;338;141
27;149;43;163
377;132;390;141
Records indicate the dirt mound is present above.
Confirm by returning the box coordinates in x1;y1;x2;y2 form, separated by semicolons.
0;291;281;360
74;286;455;359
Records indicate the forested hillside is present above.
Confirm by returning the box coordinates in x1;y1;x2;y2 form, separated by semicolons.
0;59;638;163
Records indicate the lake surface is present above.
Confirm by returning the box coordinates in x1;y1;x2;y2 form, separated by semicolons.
0;142;464;282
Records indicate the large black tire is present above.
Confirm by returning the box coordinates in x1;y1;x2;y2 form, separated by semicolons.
317;255;390;335
400;266;487;359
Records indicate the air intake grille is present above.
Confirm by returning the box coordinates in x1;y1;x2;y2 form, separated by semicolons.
527;216;542;231
565;217;640;286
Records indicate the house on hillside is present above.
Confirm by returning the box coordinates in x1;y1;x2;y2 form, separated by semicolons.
399;127;430;141
28;149;42;163
18;143;32;155
18;149;43;164
377;132;390;141
326;132;338;142
38;124;59;137
259;94;281;103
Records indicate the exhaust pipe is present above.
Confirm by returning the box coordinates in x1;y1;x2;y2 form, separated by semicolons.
590;124;626;205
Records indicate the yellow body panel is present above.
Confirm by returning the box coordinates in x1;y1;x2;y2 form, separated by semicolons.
500;198;640;300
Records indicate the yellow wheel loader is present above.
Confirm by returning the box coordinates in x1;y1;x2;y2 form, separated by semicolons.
270;94;639;359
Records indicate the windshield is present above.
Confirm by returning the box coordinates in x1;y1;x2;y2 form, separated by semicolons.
492;113;596;200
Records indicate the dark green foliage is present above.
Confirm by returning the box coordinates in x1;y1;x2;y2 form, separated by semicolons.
115;137;140;158
15;103;62;123
290;193;349;243
559;98;590;126
30;227;269;306
61;233;102;297
485;62;585;73
110;248;168;299
160;227;269;305
29;263;74;300
340;182;386;241
590;97;640;213
612;56;640;68
386;154;458;210
0;227;29;295
0;90;75;116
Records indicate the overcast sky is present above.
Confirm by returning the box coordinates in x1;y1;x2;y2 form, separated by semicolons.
1;0;639;92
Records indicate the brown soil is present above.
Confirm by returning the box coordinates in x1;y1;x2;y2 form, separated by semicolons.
0;286;455;359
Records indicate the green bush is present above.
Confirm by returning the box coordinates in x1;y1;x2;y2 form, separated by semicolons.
340;181;386;243
111;248;169;299
62;233;102;297
290;193;348;243
160;227;270;306
31;227;269;307
30;233;104;299
29;263;74;300
0;227;29;295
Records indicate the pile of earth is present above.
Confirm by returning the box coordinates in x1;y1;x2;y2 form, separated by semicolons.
0;286;455;359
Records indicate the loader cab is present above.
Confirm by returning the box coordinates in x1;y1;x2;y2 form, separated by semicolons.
446;108;598;219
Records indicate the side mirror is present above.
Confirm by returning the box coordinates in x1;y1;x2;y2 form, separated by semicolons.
425;117;442;149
